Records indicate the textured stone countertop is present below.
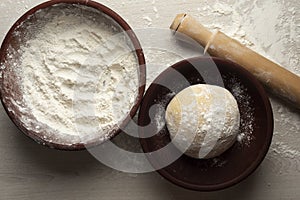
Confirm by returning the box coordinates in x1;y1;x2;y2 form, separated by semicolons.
0;0;299;199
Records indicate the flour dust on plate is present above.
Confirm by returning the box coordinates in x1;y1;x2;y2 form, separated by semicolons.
0;3;142;148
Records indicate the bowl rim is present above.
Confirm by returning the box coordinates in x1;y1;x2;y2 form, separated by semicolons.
0;0;146;150
138;56;274;191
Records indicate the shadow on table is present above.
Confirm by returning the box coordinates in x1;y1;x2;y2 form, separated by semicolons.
14;128;109;176
156;167;262;200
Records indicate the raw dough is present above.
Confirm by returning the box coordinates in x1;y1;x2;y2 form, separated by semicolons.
165;84;240;159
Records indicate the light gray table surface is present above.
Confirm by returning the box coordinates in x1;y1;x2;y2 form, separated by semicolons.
0;0;299;199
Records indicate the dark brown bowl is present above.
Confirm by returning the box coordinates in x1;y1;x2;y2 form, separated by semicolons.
138;57;273;191
0;0;146;150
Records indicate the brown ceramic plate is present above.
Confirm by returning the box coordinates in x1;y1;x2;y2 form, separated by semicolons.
0;0;146;150
138;57;273;191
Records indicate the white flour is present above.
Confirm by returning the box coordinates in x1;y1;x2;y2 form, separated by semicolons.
15;4;139;144
195;0;299;76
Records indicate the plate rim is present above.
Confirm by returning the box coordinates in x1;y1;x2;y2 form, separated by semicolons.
138;56;274;191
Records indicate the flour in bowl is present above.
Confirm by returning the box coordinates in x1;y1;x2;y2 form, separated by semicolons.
15;4;139;145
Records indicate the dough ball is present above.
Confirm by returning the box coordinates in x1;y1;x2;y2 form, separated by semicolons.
165;84;240;159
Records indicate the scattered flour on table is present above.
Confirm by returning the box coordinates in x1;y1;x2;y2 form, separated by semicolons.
194;0;299;76
271;142;300;159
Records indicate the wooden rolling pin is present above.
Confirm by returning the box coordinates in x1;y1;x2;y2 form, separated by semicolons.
170;14;300;109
